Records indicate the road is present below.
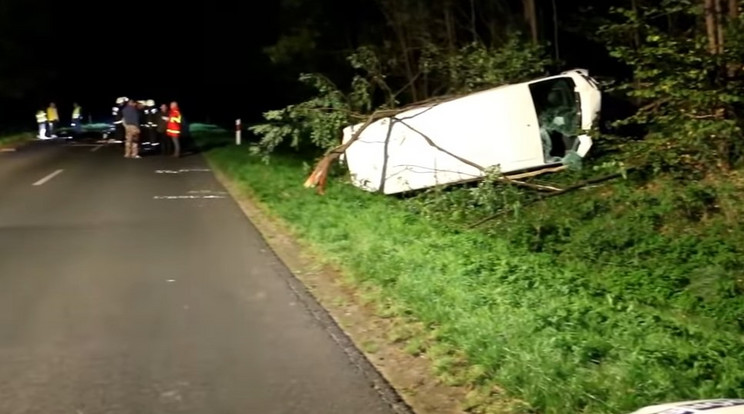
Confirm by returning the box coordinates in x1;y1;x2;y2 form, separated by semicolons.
0;139;408;414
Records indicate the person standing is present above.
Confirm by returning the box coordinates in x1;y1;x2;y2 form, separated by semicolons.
35;109;47;139
122;100;141;158
46;102;59;138
166;101;182;158
71;103;83;134
143;100;157;152
157;103;171;155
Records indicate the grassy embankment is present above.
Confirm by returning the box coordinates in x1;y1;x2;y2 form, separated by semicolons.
0;132;34;148
193;124;744;414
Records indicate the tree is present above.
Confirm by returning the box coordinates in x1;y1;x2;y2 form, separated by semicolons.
599;0;744;173
523;0;539;43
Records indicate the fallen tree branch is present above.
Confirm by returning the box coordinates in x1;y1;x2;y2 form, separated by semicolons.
395;120;571;192
503;179;563;192
394;119;486;171
504;165;567;180
305;107;371;120
468;171;627;228
451;165;569;191
303;87;577;195
303;97;455;194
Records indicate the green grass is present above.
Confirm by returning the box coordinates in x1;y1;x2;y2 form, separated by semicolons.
0;131;34;146
194;126;744;414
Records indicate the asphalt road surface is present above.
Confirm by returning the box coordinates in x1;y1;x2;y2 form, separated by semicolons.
0;139;409;414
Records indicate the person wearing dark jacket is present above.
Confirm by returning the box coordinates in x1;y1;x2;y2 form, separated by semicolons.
122;100;141;158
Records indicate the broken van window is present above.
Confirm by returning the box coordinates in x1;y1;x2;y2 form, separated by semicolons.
529;77;581;163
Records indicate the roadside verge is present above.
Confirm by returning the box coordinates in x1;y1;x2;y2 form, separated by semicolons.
208;163;481;414
0;132;34;151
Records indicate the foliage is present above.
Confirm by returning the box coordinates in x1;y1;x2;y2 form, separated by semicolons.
251;34;553;159
0;131;33;146
231;0;744;412
248;73;364;160
263;27;319;66
410;168;529;225
598;1;744;174
195;131;744;414
420;33;552;94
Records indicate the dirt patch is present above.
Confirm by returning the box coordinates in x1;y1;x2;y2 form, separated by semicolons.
211;167;472;414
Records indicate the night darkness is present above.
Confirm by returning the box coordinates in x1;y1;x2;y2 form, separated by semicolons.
0;0;629;134
0;0;282;131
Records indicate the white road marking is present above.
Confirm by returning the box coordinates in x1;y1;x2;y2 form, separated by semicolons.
153;195;226;200
32;169;64;186
155;168;211;174
187;190;227;195
91;145;103;152
0;148;16;152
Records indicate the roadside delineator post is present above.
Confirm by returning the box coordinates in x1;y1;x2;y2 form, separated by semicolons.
235;118;242;145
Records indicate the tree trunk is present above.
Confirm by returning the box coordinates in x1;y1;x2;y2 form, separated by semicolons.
726;0;738;77
523;0;538;43
551;0;559;60
631;0;641;47
715;0;725;54
470;0;478;42
443;5;456;54
705;0;719;54
632;0;642;105
398;33;419;101
379;1;420;101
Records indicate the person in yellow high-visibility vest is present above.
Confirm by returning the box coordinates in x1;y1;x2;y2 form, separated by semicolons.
46;102;59;138
35;110;47;139
71;103;83;134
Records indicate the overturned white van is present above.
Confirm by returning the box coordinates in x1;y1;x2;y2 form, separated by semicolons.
340;69;602;195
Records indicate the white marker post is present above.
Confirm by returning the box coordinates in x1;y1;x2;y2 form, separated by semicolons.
235;118;242;145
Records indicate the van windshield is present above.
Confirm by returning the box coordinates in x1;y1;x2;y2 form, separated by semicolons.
528;77;581;163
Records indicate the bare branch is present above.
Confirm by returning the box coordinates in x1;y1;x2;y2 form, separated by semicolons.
504;166;567;179
394;118;486;171
302;89;571;195
468;172;628;228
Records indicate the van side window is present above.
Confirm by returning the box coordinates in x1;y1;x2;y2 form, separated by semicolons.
528;77;581;163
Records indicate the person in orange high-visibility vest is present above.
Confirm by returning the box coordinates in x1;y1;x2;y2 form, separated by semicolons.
166;101;182;158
